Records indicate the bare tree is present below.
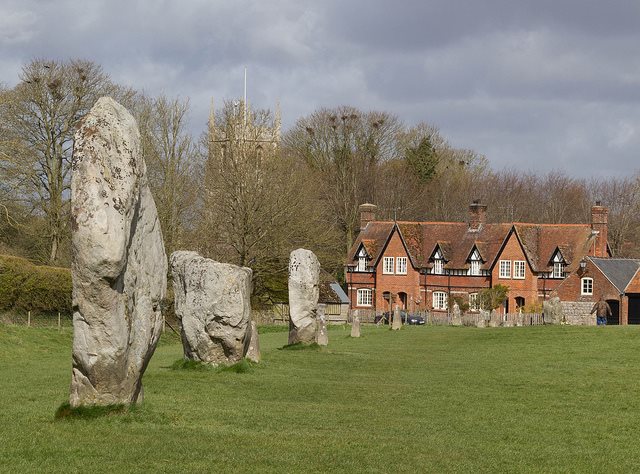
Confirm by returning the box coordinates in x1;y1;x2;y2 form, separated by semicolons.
138;95;200;257
0;59;134;264
284;106;402;253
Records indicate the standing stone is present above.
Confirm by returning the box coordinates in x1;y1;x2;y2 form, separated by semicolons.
244;321;261;363
351;315;361;338
391;306;402;330
316;304;328;346
451;302;462;326
543;297;562;325
288;249;320;344
170;251;253;365
70;97;167;407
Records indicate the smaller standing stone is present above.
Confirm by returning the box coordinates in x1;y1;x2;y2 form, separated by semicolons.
451;302;462;326
288;248;320;344
350;315;361;338
543;297;562;325
316;304;328;346
245;321;261;363
391;306;402;330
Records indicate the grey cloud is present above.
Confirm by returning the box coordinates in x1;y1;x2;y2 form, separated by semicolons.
1;0;639;178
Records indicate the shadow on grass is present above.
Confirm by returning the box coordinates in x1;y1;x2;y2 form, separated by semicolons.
170;358;256;374
55;402;133;420
279;342;322;351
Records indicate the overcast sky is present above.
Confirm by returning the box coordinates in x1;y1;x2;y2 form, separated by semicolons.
1;0;639;178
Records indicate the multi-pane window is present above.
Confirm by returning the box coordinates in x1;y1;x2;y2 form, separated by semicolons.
553;262;565;279
433;259;444;275
469;293;479;311
357;288;373;306
469;249;482;276
513;261;526;279
581;278;593;295
357;257;367;272
499;260;511;278
383;257;394;274
433;291;448;310
396;257;407;275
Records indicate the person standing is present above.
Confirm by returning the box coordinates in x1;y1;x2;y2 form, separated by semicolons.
591;296;612;326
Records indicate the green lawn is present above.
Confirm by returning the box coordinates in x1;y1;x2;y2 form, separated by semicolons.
2;324;640;473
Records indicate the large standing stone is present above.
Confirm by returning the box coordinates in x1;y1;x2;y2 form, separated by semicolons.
350;315;361;338
70;97;167;407
316;304;328;346
288;248;320;344
170;251;253;365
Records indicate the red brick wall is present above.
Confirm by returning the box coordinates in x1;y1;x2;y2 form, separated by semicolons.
552;263;618;303
491;233;539;312
374;230;422;312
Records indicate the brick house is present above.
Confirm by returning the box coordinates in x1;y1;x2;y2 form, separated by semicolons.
345;201;610;315
551;257;640;325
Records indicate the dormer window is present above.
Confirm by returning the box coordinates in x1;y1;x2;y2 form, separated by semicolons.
432;248;445;275
551;250;566;279
468;248;482;276
356;247;369;272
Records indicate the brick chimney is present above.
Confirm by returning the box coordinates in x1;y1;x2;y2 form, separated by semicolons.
359;203;377;231
468;200;487;231
591;201;609;257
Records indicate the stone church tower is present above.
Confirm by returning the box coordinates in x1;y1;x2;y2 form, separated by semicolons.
207;98;281;163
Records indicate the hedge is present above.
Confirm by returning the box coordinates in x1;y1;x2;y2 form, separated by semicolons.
0;255;72;314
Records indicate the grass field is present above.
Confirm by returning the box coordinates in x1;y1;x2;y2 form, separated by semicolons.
2;324;640;473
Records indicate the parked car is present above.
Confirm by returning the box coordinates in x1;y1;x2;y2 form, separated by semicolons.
374;311;425;325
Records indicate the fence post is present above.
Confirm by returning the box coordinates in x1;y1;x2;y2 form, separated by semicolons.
27;311;31;327
58;312;61;330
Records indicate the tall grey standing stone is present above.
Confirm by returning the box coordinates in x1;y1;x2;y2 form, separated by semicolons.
170;251;253;365
350;315;361;338
316;304;328;346
391;306;402;330
70;97;167;407
288;249;320;344
244;321;261;363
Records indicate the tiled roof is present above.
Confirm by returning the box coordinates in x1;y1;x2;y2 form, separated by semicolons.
348;220;598;273
589;257;640;293
514;224;596;272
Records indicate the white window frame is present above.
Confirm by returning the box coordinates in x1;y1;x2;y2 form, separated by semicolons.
357;256;367;272
396;257;407;275
581;277;593;296
433;259;444;275
469;293;479;311
383;257;394;275
357;288;373;306
469;259;481;276
553;262;565;279
433;291;448;310
499;260;511;279
513;260;526;279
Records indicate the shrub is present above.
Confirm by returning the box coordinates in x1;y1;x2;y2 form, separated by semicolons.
0;255;72;314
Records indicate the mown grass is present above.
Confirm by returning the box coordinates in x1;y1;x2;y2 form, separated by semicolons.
2;323;640;472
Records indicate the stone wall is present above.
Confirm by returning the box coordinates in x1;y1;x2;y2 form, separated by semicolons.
560;301;595;326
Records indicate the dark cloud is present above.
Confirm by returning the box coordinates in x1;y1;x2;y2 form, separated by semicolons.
1;0;639;178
